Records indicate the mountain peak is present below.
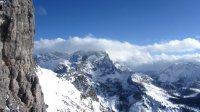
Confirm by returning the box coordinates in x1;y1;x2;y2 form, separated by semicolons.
69;50;109;63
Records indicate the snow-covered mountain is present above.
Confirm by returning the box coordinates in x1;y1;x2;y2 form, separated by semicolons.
34;51;200;112
158;62;200;87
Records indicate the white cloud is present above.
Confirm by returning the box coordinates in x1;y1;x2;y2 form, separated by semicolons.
143;38;200;53
34;36;200;70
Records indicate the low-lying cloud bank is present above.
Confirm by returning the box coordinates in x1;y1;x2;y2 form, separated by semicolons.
35;36;200;71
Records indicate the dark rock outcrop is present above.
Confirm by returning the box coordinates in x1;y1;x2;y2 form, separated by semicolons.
0;0;46;111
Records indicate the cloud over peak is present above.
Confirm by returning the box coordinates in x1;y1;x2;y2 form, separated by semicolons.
35;36;200;70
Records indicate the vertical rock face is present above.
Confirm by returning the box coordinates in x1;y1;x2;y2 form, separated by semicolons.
0;0;46;111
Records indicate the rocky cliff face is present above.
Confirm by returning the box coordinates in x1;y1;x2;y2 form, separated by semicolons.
0;0;46;111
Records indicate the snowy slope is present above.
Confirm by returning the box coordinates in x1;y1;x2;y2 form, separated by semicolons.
129;73;181;112
131;74;175;107
36;67;105;112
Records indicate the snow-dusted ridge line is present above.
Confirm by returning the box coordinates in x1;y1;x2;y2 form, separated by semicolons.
131;73;179;109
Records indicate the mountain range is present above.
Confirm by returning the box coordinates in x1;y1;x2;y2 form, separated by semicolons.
34;51;200;112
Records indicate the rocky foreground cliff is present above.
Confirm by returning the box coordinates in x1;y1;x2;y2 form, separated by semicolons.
0;0;45;111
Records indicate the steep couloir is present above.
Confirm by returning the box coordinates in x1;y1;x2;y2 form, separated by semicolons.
0;0;46;111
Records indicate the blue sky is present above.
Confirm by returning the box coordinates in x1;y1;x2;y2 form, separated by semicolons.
34;0;200;44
